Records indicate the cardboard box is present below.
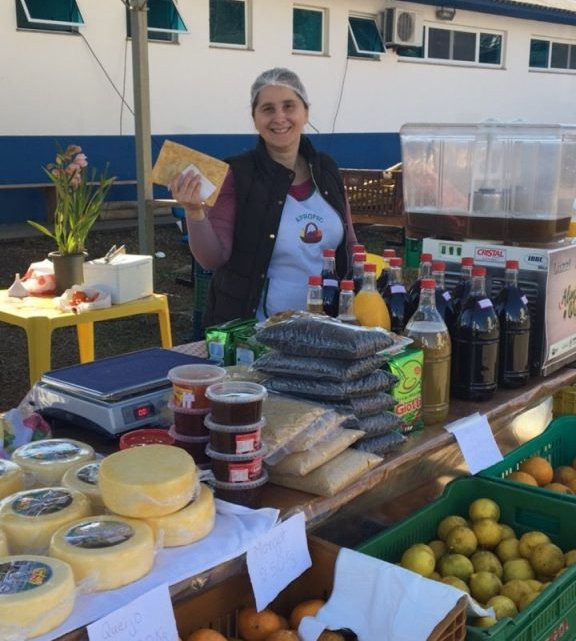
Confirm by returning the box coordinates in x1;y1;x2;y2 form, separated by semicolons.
83;254;153;304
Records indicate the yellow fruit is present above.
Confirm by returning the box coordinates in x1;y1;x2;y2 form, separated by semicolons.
429;571;442;581
500;579;534;606
506;471;539;486
438;553;475;582
553;465;576;485
530;543;565;577
187;630;228;641
469;571;503;603
289;599;325;630
544;482;573;494
472;617;497;628
472;518;503;549
400;544;436;577
518;531;551;559
486;595;518;619
568;479;576;493
446;525;478;556
441;576;470;593
500;524;517;540
238;607;286;641
427;539;448;561
564;549;576;567
265;631;300;641
525;579;544;592
496;538;521;563
517;591;540;611
471;550;503;578
437;515;468;541
518;457;553;486
503;558;535;582
469;498;501;522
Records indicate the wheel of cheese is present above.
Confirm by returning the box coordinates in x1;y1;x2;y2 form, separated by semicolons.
0;459;25;499
49;514;155;591
0;554;76;638
62;461;105;514
0;527;8;555
0;487;92;554
99;444;197;518
143;483;216;547
11;438;95;487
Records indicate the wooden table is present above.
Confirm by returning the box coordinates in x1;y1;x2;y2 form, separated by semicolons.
0;291;172;385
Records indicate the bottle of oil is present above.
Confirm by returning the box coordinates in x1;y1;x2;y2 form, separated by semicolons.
354;263;391;330
337;279;358;324
306;275;324;314
404;278;451;425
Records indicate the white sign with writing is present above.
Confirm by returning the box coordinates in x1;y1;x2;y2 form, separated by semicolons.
87;583;178;641
247;512;311;611
445;412;503;474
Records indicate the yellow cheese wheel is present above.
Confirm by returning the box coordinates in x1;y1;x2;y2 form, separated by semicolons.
49;514;155;591
12;438;95;487
0;554;76;639
99;444;197;518
0;487;92;554
0;459;25;499
143;483;216;547
0;527;8;555
62;461;105;514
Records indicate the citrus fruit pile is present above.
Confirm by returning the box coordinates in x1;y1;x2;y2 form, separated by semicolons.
505;455;576;494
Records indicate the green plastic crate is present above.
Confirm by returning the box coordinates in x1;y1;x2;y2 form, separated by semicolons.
477;415;576;503
355;475;576;641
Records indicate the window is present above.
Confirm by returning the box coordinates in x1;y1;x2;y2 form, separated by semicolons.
126;0;187;43
293;6;325;54
210;0;247;47
397;25;502;67
16;0;84;33
530;38;576;71
348;15;384;58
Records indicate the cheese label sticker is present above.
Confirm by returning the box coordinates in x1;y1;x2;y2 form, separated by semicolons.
20;440;81;461
0;560;52;593
12;488;73;516
64;520;134;549
76;462;100;486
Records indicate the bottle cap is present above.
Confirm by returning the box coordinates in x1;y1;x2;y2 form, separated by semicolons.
364;263;377;273
432;261;445;271
506;260;519;269
420;253;433;262
353;252;367;262
340;279;354;290
420;279;436;289
322;248;336;257
383;249;396;258
389;257;402;267
352;244;365;254
462;257;474;266
308;275;322;286
472;266;487;277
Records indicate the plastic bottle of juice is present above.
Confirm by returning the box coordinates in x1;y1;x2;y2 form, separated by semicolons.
354;263;391;330
383;257;409;334
404;278;451;425
493;259;531;388
337;279;358;324
451;266;500;401
306;275;324;314
406;253;433;319
321;248;339;317
376;248;397;295
432;260;457;333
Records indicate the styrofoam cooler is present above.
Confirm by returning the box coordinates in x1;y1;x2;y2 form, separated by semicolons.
83;254;153;303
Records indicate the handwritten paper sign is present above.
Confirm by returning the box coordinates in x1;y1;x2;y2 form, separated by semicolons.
87;584;178;641
247;512;311;611
445;412;503;474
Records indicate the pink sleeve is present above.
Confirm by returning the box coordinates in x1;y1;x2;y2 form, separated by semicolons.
185;170;236;270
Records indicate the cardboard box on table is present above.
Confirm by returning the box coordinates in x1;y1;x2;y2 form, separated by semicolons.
83;255;153;304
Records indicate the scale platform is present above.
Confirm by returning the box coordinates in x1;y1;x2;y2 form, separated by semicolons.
35;348;215;437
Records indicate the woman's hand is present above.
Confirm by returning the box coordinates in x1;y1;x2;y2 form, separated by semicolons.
169;169;205;220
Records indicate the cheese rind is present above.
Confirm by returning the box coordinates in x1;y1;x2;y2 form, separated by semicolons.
143;483;216;547
0;487;92;554
0;554;76;639
12;438;95;487
49;514;155;591
99;444;197;517
62;461;105;514
0;459;25;499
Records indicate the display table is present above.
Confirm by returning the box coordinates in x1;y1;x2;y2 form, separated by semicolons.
0;291;172;385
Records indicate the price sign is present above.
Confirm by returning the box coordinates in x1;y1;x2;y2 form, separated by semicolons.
445;412;503;474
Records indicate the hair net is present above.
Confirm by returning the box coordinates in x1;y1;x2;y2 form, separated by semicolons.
250;68;309;111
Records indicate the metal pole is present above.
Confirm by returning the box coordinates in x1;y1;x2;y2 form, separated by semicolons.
129;0;154;254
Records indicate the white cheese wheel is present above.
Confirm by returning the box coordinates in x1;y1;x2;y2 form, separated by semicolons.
12;438;95;487
0;459;25;499
143;483;216;547
0;487;92;554
49;514;155;591
62;461;105;514
99;444;197;518
0;527;8;555
0;554;76;639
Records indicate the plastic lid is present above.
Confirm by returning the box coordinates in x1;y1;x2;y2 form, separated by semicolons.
420;253;433;262
322;248;336;257
340;279;354;291
205;381;268;403
211;469;269;491
506;260;519;269
420;278;436;289
432;261;445;271
351;244;365;253
353;252;367;262
364;263;377;273
383;249;396;257
462;257;474;266
168;364;227;385
204;414;266;434
119;428;175;449
168;400;211;416
472;266;487;277
168;425;210;444
308;275;322;286
389;257;402;267
206;442;267;462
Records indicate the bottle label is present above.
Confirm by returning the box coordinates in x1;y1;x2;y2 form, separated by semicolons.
521;295;528;305
478;298;493;309
391;285;406;294
442;291;452;301
323;279;338;288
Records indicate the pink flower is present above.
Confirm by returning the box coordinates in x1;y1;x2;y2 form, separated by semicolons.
73;153;88;168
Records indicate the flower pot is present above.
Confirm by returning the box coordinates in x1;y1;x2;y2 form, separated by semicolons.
49;251;86;294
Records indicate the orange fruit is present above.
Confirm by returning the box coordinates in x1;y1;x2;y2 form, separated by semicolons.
518;457;553;487
567;478;576;493
544;482;573;494
238;606;285;641
289;599;325;629
265;631;300;641
506;471;538;486
187;630;228;641
553;466;576;485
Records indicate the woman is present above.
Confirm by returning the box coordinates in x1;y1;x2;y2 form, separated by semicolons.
169;67;357;326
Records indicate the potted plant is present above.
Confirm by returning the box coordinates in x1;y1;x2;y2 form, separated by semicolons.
28;144;116;294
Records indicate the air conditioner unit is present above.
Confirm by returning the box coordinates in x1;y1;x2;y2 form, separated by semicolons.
382;8;423;47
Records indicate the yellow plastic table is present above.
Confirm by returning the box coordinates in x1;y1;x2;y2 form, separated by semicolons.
0;291;172;385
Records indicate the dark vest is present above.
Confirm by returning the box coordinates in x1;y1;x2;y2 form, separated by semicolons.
203;136;348;326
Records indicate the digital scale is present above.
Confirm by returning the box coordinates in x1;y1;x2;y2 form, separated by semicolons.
33;348;214;437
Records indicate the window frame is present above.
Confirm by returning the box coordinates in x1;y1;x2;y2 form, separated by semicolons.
348;14;385;58
209;0;250;49
529;37;576;72
292;5;326;55
126;0;188;43
16;0;84;32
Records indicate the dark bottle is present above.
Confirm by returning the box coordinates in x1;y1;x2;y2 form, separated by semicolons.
345;244;366;280
351;252;367;294
432;260;457;334
451;257;474;318
321;248;339;317
451;266;500;401
405;253;433;319
383;257;410;334
494;259;531;388
376;248;397;295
